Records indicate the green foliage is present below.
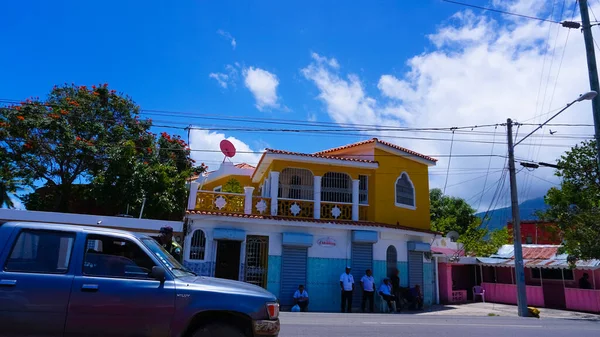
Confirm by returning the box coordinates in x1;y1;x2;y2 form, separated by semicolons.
430;188;509;256
1;84;208;219
222;178;244;194
0;84;149;212
540;140;600;260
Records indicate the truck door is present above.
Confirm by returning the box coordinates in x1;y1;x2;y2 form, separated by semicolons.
64;233;175;337
0;228;77;337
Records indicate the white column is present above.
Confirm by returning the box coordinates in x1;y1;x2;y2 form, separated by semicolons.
351;179;360;221
269;171;280;216
244;186;255;215
314;176;322;219
187;182;199;210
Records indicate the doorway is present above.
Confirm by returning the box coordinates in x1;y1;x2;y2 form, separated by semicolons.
215;240;241;281
245;235;270;288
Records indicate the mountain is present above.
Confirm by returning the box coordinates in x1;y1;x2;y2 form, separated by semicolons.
475;197;549;231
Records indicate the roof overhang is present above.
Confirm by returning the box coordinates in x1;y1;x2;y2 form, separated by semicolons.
374;143;437;167
252;153;379;183
186;212;435;238
198;162;254;185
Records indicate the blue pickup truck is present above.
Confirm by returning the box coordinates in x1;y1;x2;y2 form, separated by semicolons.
0;222;280;337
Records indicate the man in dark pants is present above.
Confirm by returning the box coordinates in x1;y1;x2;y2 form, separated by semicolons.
390;268;403;311
360;269;375;313
340;266;355;313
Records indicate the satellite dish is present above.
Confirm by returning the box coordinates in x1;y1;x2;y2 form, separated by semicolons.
447;231;459;242
220;140;236;159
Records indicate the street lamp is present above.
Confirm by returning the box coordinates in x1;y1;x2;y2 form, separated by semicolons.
507;90;596;317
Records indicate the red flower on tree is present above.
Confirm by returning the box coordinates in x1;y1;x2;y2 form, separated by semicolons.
16;116;25;121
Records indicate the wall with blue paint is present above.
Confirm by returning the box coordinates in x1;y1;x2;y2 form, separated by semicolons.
267;255;281;298
306;257;349;312
423;262;433;306
183;261;214;277
397;261;408;287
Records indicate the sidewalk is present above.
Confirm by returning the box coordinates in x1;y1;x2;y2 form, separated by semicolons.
413;302;600;320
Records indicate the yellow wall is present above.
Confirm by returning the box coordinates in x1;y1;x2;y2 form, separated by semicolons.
201;175;256;193
371;148;430;230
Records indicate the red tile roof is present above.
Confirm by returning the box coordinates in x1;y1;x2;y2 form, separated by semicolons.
265;148;377;164
186;210;438;234
315;138;438;163
522;246;558;259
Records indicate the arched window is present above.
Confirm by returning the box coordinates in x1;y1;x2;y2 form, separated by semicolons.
395;172;415;209
321;172;352;203
189;230;206;260
279;168;314;200
386;245;398;277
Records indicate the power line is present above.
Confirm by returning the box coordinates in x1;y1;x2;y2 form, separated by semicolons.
441;0;563;24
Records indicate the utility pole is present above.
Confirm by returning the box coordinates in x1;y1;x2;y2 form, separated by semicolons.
506;118;529;317
579;0;600;172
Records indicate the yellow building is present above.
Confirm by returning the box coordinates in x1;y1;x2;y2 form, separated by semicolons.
185;138;438;312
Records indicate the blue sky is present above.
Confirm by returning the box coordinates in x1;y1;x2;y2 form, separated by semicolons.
2;0;598;210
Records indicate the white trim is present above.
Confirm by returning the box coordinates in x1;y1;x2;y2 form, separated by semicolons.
394;172;416;210
213;186;222;192
186;213;435;238
374;143;436;167
252;153;378;183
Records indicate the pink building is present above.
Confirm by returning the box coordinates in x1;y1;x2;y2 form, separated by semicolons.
435;244;600;313
478;245;600;313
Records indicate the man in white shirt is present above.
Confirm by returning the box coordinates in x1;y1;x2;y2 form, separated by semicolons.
360;269;375;313
293;285;309;312
339;266;354;313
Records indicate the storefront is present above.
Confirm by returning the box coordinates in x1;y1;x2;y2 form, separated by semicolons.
182;213;436;312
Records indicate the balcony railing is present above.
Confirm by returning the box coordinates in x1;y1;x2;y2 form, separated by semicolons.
193;189;369;221
195;191;245;213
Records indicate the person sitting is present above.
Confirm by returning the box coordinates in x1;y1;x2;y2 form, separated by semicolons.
406;284;424;310
293;285;309;312
378;278;397;313
579;273;592;289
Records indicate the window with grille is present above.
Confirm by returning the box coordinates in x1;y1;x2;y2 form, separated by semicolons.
279;168;314;200
395;173;415;207
321;172;352;203
189;230;206;260
359;175;368;204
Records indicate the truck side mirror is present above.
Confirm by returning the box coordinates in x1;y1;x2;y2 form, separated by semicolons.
151;266;166;283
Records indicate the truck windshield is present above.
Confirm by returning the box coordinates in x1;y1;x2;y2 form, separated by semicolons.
141;238;195;278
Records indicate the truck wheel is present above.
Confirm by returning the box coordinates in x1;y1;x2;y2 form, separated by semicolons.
192;324;247;337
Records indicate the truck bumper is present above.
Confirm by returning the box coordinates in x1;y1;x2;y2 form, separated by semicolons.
253;318;280;336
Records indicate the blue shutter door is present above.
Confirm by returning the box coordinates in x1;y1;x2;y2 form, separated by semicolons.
351;243;373;308
280;246;308;307
408;251;423;288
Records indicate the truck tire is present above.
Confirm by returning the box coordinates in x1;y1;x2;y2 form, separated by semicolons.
192;324;247;337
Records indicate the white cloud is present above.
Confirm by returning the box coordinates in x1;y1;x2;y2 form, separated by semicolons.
244;67;281;111
217;29;237;50
189;129;263;170
209;64;240;89
302;1;598;211
209;73;229;88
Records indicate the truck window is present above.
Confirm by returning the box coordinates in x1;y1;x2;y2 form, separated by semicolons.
83;234;156;279
4;230;76;274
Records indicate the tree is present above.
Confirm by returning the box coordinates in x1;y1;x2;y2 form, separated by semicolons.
222;178;243;194
429;188;508;256
540;140;600;260
1;84;149;212
91;132;208;220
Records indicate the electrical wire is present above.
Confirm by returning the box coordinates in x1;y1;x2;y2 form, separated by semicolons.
441;0;563;24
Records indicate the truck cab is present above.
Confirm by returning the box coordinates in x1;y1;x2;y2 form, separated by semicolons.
0;222;280;337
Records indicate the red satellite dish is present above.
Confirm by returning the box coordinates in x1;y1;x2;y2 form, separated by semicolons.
220;139;236;158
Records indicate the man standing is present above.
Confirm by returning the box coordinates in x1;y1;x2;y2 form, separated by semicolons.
390;268;403;311
360;269;375;313
293;285;309;312
158;226;182;262
340;266;354;313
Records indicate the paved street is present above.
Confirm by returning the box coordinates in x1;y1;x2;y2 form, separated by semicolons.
279;312;600;337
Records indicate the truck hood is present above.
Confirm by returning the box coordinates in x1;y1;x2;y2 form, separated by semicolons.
175;275;277;301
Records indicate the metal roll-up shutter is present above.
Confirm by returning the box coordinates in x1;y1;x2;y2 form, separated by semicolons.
280;246;308;307
351;243;373;308
409;251;424;288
